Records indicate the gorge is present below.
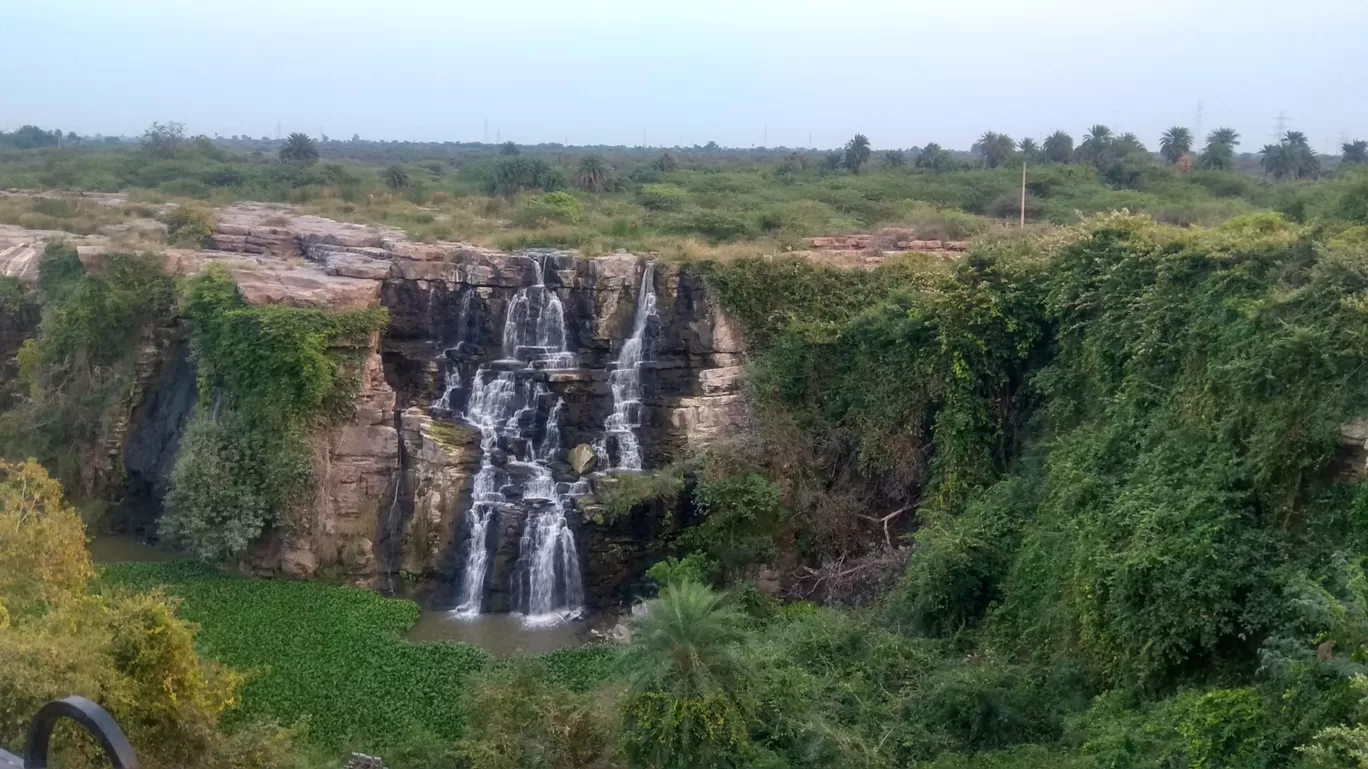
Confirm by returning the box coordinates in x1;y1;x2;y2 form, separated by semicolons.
0;201;746;617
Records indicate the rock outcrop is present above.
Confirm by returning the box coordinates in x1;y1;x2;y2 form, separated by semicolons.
0;200;750;606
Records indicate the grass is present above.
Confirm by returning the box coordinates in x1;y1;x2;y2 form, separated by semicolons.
98;561;624;754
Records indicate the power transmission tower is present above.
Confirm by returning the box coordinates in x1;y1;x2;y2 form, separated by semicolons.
483;118;488;142
763;125;768;146
1273;111;1289;141
275;121;282;140
1193;100;1203;141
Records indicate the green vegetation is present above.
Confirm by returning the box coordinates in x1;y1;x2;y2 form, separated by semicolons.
100;561;489;752
4;121;1365;260
8;121;1368;769
0;244;176;497
162;269;388;561
0;460;302;769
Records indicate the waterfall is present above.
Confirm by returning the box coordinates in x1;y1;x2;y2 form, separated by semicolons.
443;253;587;622
434;290;475;413
598;262;658;470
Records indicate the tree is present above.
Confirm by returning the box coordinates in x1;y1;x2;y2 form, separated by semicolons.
500;141;520;156
1018;138;1040;161
1159;126;1193;164
278;132;318;165
917;142;954;172
1260;132;1320;181
1343;140;1368;165
648;149;675;170
0;459;93;619
882;149;906;169
843;134;872;174
620;582;752;769
384;164;411;190
653;151;679;172
141;121;185;158
1198;127;1241;171
575;154;612;192
1043;131;1074;163
973;131;1016;169
1114;132;1147;157
0;460;286;769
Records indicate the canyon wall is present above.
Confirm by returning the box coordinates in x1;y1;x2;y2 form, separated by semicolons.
0;203;745;608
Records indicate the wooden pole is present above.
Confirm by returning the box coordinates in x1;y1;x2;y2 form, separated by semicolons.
1020;161;1027;227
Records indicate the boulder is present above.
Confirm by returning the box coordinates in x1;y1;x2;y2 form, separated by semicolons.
569;444;598;475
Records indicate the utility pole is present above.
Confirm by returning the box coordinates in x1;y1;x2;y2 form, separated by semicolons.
1020;162;1027;227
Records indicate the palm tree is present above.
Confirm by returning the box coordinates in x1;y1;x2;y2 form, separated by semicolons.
1209;127;1240;147
1077;125;1113;166
844;134;872;174
973;131;1016;169
1344;140;1368;165
499;141;519;156
384;164;410;190
620;582;752;768
916;143;952;172
575;154;612;192
1114;132;1146;156
1261;132;1320;180
1199;127;1241;172
1043;131;1074;163
1159;126;1193;164
278;132;318;165
1019;137;1040;161
881;149;906;169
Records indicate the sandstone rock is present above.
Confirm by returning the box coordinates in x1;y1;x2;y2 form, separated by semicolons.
569;444;598;475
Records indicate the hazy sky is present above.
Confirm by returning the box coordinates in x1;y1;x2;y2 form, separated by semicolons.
4;0;1366;152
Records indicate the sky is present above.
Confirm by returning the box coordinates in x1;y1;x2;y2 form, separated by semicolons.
3;0;1366;153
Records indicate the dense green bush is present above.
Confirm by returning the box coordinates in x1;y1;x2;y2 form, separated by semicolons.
513;191;584;227
0;245;176;495
162;203;216;246
161;268;388;560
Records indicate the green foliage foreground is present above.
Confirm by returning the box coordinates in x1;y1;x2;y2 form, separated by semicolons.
685;212;1368;768
101;561;489;751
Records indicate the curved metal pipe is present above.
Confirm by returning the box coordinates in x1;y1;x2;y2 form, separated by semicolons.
23;696;139;769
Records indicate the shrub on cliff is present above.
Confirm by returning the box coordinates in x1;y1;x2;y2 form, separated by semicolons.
0;245;176;496
161;268;388;562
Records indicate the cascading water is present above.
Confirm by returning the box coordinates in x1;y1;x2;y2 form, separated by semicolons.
438;253;587;622
434;290;474;413
597;262;658;470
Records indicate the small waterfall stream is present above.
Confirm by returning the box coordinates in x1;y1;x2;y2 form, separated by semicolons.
439;254;588;622
597;262;658;470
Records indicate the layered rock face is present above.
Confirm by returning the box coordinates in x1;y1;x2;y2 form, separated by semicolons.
0;201;746;606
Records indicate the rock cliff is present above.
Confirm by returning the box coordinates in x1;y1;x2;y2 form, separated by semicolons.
0;201;746;608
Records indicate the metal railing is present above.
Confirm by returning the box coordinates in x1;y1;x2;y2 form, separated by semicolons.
0;697;139;769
